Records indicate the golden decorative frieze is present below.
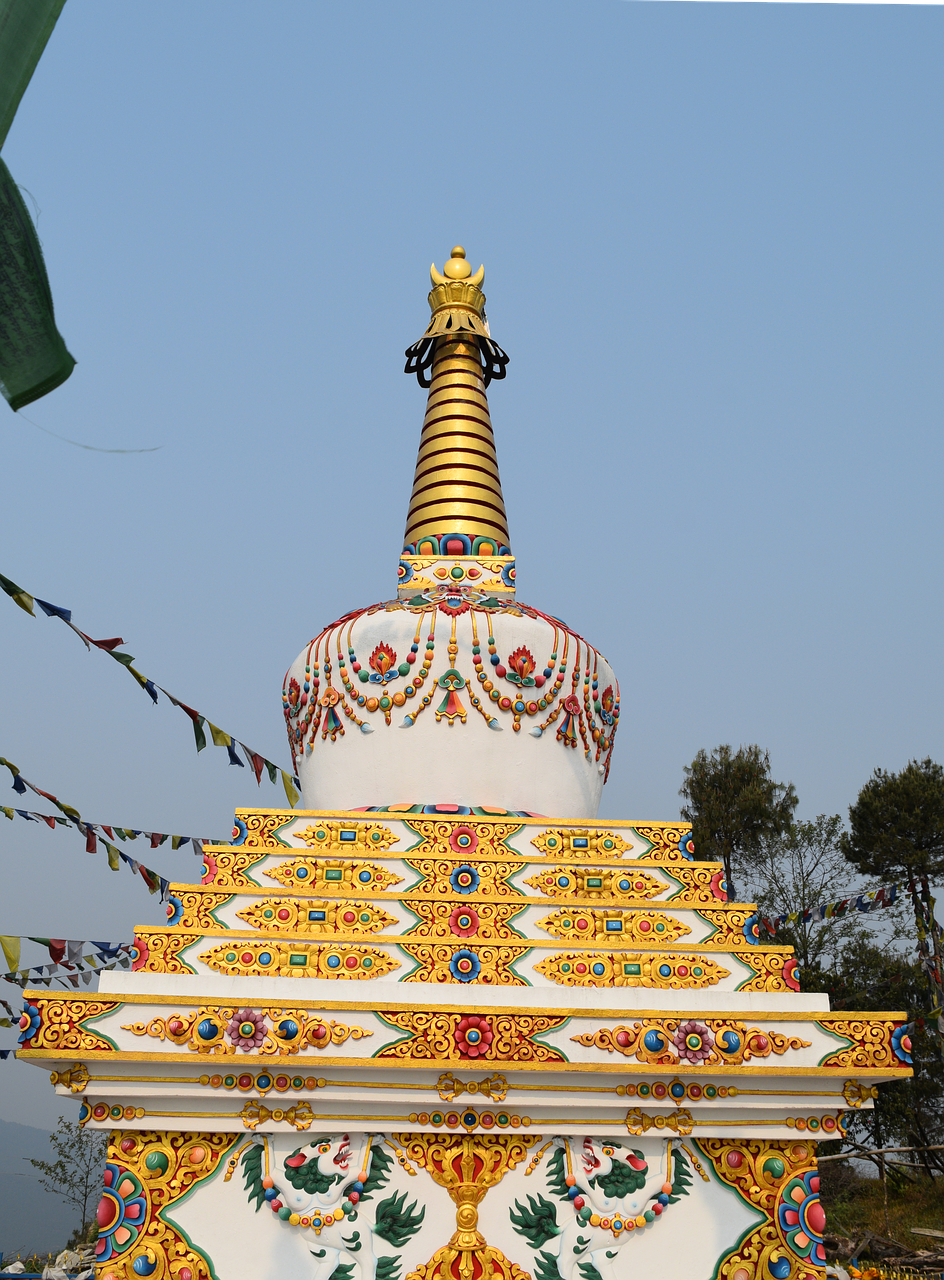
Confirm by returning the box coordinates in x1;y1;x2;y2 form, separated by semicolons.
535;951;729;989
571;1019;811;1067
530;828;631;858
119;1006;372;1055
698;1136;829;1274
162;889;234;930
733;952;801;993
536;907;690;944
236;897;397;934
264;858;404;894
130;933;199;975
199;846;268;888
296;820;399;851
198;940;399;980
523;866;666;899
234;810;294;847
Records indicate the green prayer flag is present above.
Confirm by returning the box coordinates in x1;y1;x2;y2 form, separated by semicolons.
0;570;34;615
0;0;68;151
265;759;278;785
109;650;136;668
0;935;19;972
0;158;74;409
192;716;207;753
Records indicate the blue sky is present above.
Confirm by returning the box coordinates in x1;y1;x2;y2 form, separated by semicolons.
1;0;943;1126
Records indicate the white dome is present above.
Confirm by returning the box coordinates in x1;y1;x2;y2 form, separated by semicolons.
283;248;621;819
283;588;619;818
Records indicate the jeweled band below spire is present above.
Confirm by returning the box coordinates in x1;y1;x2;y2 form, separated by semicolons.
402;247;511;558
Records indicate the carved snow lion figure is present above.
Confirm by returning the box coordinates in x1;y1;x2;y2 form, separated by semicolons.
510;1137;692;1280
242;1132;424;1280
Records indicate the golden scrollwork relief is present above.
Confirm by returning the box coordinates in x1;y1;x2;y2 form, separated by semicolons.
18;998;120;1053
377;1010;567;1062
632;824;694;861
818;1018;907;1069
405;818;523;858
403;900;526;942
403;858;523;899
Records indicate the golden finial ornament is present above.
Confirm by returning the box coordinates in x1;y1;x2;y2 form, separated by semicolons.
405;245;508;388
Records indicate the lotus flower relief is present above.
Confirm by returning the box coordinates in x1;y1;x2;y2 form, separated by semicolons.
369;642;398;682
505;646;538;687
226;1008;268;1050
599;685;615;725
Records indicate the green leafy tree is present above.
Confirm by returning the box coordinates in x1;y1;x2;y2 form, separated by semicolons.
29;1117;108;1239
679;745;798;900
841;758;944;881
842;758;944;1011
819;940;943;1178
737;816;893;986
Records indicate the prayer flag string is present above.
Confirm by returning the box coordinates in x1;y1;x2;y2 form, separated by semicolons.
0;941;132;993
0;570;300;806
0;754;177;902
759;883;903;935
0;801;229;855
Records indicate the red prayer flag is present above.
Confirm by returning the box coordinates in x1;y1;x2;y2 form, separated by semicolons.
47;939;65;964
86;827;97;854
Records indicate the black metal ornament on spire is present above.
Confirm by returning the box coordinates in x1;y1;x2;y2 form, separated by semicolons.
404;332;508;388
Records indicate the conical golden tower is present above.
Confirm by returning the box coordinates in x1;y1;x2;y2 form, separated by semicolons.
401;247;512;564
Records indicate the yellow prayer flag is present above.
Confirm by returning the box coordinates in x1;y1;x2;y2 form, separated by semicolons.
281;770;299;808
0;935;20;972
208;723;231;749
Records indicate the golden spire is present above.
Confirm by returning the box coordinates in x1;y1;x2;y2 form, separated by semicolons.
402;247;511;556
